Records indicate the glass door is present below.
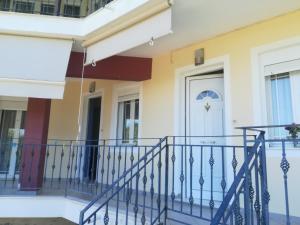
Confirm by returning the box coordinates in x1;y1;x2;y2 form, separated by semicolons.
0;110;26;177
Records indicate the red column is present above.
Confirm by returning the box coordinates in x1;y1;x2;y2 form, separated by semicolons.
20;98;51;191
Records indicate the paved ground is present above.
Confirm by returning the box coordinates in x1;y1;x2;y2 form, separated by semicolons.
0;218;76;225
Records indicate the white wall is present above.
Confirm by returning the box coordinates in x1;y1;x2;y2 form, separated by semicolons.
0;196;145;225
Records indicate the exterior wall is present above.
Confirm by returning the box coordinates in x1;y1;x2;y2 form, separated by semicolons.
48;78;124;140
47;10;300;216
142;10;300;137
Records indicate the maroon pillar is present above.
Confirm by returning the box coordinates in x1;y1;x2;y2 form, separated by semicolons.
20;98;51;191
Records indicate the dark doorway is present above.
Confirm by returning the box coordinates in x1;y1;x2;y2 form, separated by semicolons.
84;96;101;181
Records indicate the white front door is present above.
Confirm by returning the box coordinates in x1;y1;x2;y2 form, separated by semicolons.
186;74;224;201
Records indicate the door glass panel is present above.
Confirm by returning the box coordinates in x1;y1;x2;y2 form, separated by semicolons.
0;110;17;173
266;73;293;139
123;101;131;141
0;110;26;174
134;99;139;142
15;111;26;173
117;99;139;144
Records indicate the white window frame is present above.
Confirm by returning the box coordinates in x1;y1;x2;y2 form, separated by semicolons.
251;36;300;154
0;97;27;178
264;72;296;140
110;82;143;145
116;97;139;144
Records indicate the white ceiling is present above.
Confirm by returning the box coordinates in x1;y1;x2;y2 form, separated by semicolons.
120;0;300;57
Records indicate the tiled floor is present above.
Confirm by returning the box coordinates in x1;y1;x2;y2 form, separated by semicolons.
0;218;76;225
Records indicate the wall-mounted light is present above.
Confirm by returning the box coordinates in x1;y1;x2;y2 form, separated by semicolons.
89;81;96;93
195;48;204;66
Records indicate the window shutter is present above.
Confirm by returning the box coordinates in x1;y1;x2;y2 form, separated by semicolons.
264;59;300;76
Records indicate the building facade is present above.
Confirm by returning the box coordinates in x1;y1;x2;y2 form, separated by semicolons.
0;1;300;224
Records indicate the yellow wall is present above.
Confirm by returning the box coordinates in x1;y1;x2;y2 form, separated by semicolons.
48;10;300;216
142;10;300;138
139;10;300;216
48;78;128;140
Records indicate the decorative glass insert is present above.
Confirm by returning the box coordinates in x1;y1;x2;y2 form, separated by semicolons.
41;3;54;15
196;90;219;100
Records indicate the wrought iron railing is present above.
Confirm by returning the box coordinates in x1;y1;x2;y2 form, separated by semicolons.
78;135;254;225
0;0;114;18
212;124;300;225
0;125;298;225
78;127;300;225
79;137;169;225
0;138;159;197
211;130;268;225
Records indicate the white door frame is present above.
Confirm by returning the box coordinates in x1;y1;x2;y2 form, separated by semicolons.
174;55;233;195
78;89;104;180
174;55;232;137
79;89;104;142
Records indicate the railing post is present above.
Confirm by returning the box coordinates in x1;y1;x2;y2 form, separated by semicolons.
164;137;169;225
260;132;270;225
243;128;251;225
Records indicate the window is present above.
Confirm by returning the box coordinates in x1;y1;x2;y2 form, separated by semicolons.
266;73;294;138
116;97;139;144
41;3;54;15
63;4;80;17
0;110;26;173
0;0;11;11
14;1;34;13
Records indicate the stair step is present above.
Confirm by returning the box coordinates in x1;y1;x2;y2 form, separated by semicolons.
166;211;210;225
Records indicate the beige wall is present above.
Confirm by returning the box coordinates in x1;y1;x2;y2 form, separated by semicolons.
47;10;300;216
142;10;300;138
48;78;127;140
49;10;300;140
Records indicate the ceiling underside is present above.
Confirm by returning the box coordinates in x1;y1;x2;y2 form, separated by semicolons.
119;0;300;57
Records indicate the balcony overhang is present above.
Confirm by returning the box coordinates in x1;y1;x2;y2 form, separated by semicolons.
67;52;152;81
0;35;72;99
0;0;172;98
84;7;172;64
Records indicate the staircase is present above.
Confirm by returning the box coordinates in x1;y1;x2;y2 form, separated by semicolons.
78;128;274;225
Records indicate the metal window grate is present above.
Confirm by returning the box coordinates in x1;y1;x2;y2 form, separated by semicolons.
63;4;80;17
14;1;35;13
0;0;11;11
41;3;55;15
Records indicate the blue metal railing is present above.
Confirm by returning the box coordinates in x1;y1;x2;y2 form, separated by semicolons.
78;135;252;225
79;137;169;225
211;131;268;225
0;137;159;197
0;125;298;224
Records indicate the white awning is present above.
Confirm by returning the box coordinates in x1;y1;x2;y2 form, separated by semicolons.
0;35;72;99
85;8;172;65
